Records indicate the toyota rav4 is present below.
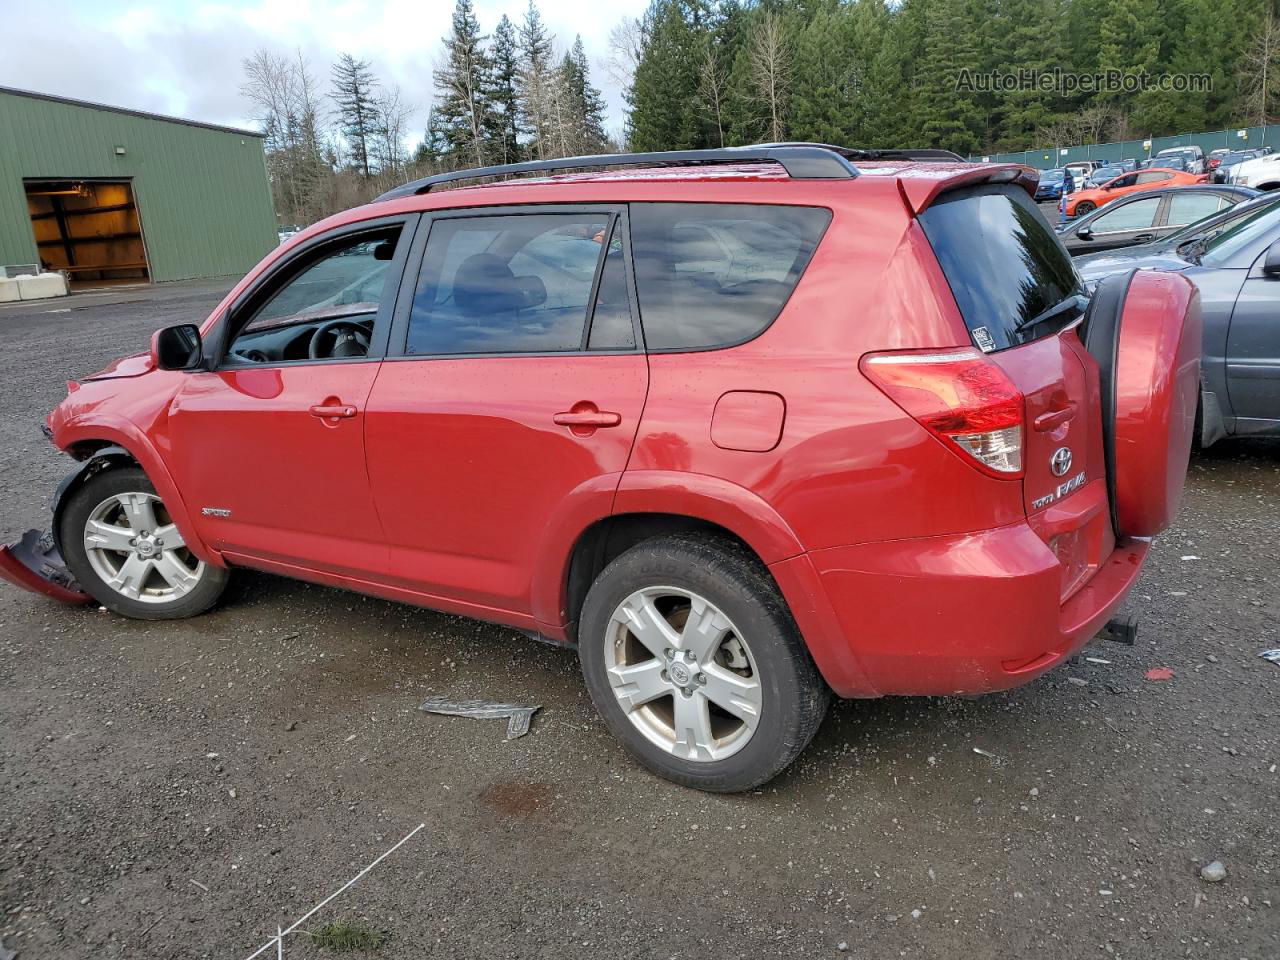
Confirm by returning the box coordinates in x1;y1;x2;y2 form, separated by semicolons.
0;145;1202;792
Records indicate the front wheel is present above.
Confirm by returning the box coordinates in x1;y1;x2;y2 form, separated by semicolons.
578;534;830;792
60;466;229;619
1074;200;1096;216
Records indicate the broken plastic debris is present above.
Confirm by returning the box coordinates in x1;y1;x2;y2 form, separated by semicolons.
1145;667;1175;681
418;696;541;740
972;747;1004;765
1260;649;1280;666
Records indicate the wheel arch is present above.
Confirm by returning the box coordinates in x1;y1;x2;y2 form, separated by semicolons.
50;422;221;567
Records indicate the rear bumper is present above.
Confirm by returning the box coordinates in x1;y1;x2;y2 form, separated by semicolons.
771;523;1148;698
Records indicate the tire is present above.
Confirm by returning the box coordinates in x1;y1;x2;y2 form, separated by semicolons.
1075;200;1096;215
59;466;228;620
578;533;830;793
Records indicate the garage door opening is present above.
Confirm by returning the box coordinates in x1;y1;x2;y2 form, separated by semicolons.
24;179;150;286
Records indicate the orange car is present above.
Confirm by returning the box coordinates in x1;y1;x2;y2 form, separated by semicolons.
1063;167;1207;217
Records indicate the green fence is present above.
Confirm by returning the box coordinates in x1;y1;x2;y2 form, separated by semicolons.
968;125;1280;169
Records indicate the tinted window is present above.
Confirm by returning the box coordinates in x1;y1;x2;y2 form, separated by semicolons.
405;213;609;355
1093;196;1162;232
629;203;831;350
1167;193;1228;226
919;185;1083;352
1041;169;1065;181
587;221;634;350
1202;204;1280;267
1137;171;1174;184
229;227;401;364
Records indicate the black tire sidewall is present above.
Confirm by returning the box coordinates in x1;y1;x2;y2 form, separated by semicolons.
578;536;828;792
59;466;227;620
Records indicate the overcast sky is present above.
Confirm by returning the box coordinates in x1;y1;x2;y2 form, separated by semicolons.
0;0;646;140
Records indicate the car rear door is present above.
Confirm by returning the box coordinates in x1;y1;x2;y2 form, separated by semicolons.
1074;195;1164;252
363;205;647;624
1224;241;1280;426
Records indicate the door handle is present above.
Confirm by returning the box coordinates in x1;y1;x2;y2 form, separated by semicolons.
553;410;622;428
1133;233;1155;243
309;403;357;419
1034;402;1078;432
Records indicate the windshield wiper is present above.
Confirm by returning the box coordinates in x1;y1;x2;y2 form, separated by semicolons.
1013;293;1089;334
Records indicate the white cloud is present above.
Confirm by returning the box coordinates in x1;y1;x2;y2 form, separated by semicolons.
0;0;645;141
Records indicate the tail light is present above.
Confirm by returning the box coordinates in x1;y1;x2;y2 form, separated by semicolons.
860;348;1025;478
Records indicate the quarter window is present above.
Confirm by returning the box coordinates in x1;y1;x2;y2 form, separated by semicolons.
405;213;610;355
629;203;831;351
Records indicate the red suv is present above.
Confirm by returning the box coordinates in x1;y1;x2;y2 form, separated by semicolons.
0;146;1202;792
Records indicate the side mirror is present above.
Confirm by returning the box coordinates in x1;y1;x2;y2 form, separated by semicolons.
1263;241;1280;278
151;324;203;370
1077;227;1093;241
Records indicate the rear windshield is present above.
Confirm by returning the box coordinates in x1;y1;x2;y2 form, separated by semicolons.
918;185;1084;352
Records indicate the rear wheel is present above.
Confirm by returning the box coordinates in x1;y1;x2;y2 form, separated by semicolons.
578;534;830;792
60;466;228;619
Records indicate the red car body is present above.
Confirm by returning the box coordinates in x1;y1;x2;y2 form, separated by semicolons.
6;158;1199;700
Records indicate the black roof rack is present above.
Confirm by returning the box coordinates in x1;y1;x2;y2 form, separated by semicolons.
748;142;966;163
374;145;860;201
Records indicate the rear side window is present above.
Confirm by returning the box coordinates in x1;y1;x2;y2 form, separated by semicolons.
405;213;609;355
919;185;1083;352
629;203;831;351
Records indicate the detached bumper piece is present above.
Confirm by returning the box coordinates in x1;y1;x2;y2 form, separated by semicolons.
0;529;93;605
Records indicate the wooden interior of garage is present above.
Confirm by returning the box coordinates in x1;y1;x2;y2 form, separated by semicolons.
24;179;149;285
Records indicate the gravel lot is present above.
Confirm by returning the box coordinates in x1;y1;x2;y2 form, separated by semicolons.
1;280;1277;960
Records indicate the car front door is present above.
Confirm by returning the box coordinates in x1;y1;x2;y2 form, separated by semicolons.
364;206;648;626
164;216;416;578
1225;239;1280;429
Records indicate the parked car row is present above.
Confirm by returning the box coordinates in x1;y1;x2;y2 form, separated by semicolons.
1055;185;1257;253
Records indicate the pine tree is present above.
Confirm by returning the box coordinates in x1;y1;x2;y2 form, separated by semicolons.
567;36;609;151
331;53;378;178
433;0;500;167
491;14;523;163
790;7;863;146
912;0;986;154
517;0;556;159
994;0;1068;149
630;0;710;150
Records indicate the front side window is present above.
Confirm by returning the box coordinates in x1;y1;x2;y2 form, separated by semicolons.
227;227;401;364
1092;196;1162;233
629;203;831;351
405;213;612;356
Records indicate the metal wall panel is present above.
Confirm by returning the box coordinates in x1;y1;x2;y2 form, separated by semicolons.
0;89;277;282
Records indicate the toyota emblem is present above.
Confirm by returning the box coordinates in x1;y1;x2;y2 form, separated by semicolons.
1050;447;1073;477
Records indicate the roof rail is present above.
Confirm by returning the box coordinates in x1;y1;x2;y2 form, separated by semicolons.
748;142;966;163
374;145;860;201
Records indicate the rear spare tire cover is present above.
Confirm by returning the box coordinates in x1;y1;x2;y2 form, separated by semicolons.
1087;270;1201;538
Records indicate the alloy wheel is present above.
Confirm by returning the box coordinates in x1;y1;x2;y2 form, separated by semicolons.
603;586;763;762
82;492;204;603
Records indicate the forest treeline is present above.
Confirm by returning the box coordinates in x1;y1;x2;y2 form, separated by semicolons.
242;0;1280;225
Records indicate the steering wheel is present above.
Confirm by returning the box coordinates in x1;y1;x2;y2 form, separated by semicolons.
308;318;371;359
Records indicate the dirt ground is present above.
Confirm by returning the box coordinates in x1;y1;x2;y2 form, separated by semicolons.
0;280;1277;960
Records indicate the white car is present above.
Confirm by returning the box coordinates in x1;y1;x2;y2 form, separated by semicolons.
1229;153;1280;190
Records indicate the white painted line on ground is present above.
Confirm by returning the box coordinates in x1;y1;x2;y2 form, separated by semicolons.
240;821;426;960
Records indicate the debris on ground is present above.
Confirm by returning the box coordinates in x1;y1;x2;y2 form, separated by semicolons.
1145;667;1175;681
0;937;16;960
1199;860;1227;883
189;879;209;892
1260;649;1280;666
972;747;1004;765
419;696;541;740
306;919;390;952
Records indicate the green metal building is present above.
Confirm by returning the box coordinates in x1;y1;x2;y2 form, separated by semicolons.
0;86;277;285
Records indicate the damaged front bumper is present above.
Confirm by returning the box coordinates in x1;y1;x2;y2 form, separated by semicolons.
0;528;92;605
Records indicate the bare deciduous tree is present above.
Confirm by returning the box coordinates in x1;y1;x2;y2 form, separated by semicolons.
699;42;727;147
605;16;644;91
1241;8;1280;127
749;13;791;143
